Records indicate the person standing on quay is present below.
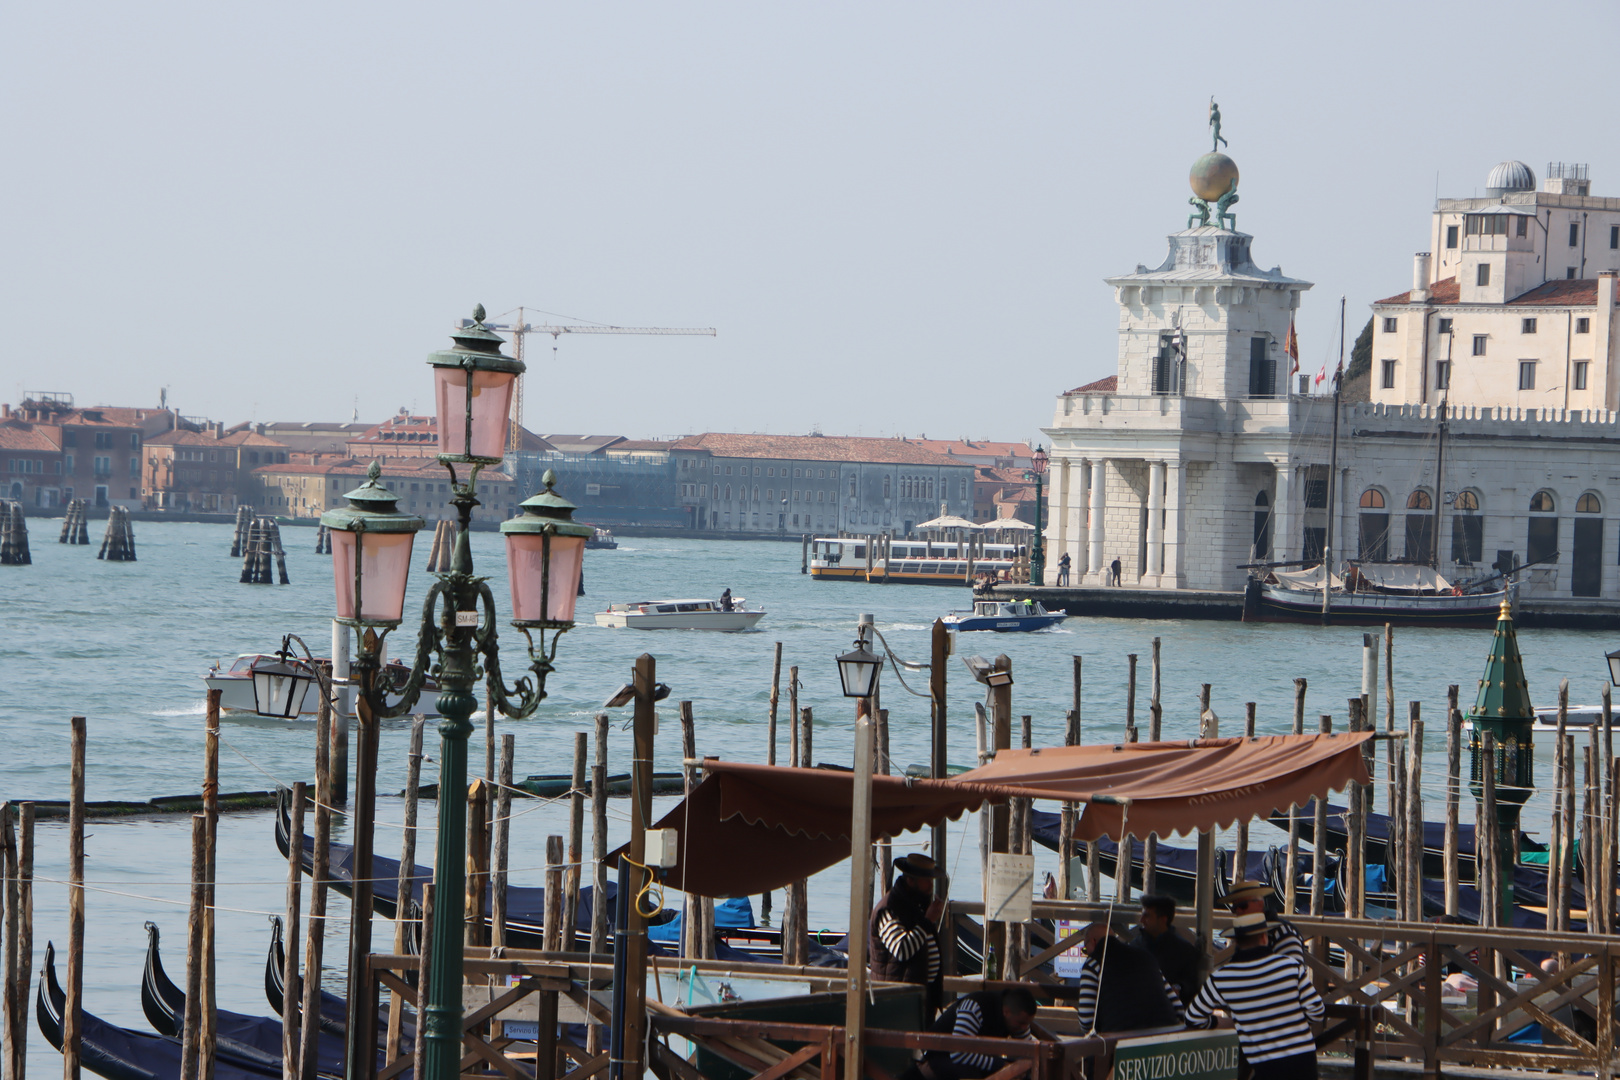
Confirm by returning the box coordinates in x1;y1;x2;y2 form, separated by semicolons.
870;853;947;1013
1073;918;1183;1034
1109;557;1122;586
1185;912;1324;1080
1132;893;1203;1009
1057;551;1071;585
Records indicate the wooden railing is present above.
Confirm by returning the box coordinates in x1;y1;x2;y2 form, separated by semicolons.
994;900;1619;1078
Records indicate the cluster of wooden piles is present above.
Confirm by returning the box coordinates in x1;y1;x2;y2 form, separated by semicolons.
59;499;90;545
0;502;29;565
423;521;455;573
97;507;136;561
229;507;253;558
238;518;289;584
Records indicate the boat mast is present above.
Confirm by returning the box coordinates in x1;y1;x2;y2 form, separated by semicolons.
1321;297;1344;623
1431;399;1446;569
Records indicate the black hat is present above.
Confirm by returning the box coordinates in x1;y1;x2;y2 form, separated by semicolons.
894;853;944;879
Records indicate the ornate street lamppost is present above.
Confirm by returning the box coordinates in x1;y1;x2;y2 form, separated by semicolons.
318;307;590;1080
1606;647;1620;686
835;615;884;1075
1025;445;1048;584
1467;598;1536;927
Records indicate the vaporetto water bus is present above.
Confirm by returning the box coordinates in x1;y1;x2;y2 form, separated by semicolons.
807;537;1023;586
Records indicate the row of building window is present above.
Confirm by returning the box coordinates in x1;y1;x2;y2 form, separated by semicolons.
1389;316;1594;336
61;432;138;450
1355;487;1593;515
1444;221;1620;249
1379;356;1591;391
685;460;839;479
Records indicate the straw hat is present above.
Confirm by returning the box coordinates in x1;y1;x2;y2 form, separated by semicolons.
1230;911;1277;937
1224;880;1272;904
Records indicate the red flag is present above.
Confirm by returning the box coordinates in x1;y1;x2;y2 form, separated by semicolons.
1285;317;1300;376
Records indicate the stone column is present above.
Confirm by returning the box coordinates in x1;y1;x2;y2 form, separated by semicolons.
1087;459;1106;580
1146;460;1166;583
1273;464;1293;564
1162;462;1185;588
1055;459;1071;579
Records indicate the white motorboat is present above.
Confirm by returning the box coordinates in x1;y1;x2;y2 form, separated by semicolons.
594;598;766;631
203;653;439;716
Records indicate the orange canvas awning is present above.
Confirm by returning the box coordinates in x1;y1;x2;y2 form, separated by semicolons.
642;732;1372;898
955;731;1374;844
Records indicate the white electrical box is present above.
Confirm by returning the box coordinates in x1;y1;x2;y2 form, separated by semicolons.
644;828;680;869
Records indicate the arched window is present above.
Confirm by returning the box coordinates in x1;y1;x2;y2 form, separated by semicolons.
1252;491;1272;559
1451;490;1483;565
1359;488;1390;560
1407;490;1432;510
1528;490;1558;565
1574;493;1604;595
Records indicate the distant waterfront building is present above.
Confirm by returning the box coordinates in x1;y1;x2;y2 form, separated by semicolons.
669;432;974;534
257;420;372;456
1370;161;1619;410
143;425;290;513
0;396;175;509
1042;154;1620;606
251;458;520;522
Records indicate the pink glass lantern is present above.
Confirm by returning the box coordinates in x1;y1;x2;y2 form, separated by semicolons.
427;306;526;464
500;469;593;629
320;462;425;628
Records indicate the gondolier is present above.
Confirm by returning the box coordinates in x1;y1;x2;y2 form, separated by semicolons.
1073;917;1183;1034
1185;912;1324;1080
1225;880;1305;960
899;987;1038;1080
870;853;947;1012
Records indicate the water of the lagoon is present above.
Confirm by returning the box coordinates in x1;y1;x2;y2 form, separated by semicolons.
0;519;1608;1061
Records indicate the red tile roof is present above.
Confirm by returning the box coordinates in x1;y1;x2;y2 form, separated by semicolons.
1374;277;1461;306
0;422;61;451
902;438;1031;459
669;432;967;467
1506;278;1601;305
1064;375;1117;395
1375;276;1609;307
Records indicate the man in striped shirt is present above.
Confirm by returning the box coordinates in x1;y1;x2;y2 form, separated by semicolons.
1073;918;1184;1035
869;853;947;1012
1185;912;1324;1080
900;987;1038;1080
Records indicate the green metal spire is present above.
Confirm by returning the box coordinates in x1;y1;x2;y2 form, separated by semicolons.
1469;598;1536;721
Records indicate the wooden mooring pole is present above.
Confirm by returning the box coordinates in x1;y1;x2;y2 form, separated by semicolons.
282;783;306;1080
62;716;86;1080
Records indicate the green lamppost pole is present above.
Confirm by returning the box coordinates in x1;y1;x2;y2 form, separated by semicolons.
1467;598;1536;927
1025;445;1049;584
318;308;592;1080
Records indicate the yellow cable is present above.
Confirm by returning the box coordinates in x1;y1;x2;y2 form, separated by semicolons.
620;855;667;920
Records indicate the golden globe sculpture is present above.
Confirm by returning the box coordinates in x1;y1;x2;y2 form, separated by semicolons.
1189;152;1239;202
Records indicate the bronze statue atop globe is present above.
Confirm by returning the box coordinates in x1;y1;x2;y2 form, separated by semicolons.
1190;152;1239;202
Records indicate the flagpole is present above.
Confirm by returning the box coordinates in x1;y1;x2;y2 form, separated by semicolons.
1321;296;1344;624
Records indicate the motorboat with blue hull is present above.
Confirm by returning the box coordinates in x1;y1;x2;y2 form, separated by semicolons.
942;598;1067;633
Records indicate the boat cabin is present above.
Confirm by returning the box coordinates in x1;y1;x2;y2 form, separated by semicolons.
604;599;725;615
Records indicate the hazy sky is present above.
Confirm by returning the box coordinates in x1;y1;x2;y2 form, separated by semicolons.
5;2;1616;445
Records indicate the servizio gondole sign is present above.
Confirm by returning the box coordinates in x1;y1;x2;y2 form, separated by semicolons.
1111;1030;1240;1080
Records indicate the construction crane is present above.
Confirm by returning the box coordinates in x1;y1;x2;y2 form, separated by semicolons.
460;307;717;455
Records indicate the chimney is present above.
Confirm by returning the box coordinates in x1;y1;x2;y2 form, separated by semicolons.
1412;252;1431;303
1;404;9;420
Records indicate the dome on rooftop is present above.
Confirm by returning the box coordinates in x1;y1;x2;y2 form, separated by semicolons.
1486;160;1536;197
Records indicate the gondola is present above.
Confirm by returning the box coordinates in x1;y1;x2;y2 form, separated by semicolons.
274;787;634;948
142;921;402;1075
1029;809;1265;903
1266;803;1547;877
36;942;285;1080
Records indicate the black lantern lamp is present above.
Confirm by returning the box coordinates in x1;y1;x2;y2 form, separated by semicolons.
1607;648;1620;686
837;637;884;699
250;636;318;719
